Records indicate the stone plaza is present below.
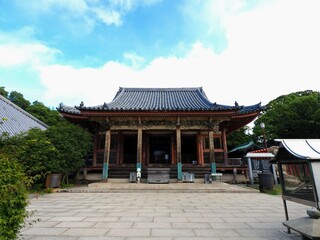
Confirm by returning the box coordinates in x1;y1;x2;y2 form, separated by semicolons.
20;182;310;240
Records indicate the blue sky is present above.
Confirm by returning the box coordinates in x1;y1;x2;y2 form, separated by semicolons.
1;0;319;109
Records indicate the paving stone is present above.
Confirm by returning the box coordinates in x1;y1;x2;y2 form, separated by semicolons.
54;221;96;228
107;228;151;237
188;217;224;223
22;188;309;239
79;237;125;240
174;237;221;240
93;221;134;228
62;228;109;236
49;216;86;222
22;236;78;240
21;227;68;235
236;229;301;239
209;222;251;229
171;222;211;229
83;217;119;222
133;222;171;228
154;217;189;223
151;229;195;237
222;217;260;223
194;229;240;237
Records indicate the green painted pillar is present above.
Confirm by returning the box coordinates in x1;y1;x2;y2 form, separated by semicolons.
177;162;183;181
102;162;109;180
211;162;216;174
136;162;142;171
102;128;111;181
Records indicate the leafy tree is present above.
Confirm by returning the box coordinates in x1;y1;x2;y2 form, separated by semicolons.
0;87;8;98
253;90;320;139
0;156;28;240
227;126;253;150
26;101;63;126
8;91;30;110
45;122;92;183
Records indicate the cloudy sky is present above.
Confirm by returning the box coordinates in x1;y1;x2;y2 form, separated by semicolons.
0;0;319;109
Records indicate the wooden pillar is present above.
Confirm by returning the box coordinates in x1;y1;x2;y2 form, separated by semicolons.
221;124;228;165
119;133;123;165
93;130;98;166
137;125;143;170
102;128;111;180
209;130;216;173
176;124;182;181
171;134;176;165
197;132;204;165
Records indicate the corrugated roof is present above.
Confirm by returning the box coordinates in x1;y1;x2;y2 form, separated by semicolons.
0;95;48;136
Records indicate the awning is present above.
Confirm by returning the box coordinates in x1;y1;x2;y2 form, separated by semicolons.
275;139;320;160
228;140;263;153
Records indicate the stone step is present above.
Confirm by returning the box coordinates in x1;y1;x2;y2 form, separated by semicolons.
58;182;258;193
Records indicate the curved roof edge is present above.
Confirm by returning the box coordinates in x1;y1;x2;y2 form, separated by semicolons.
275;139;320;159
68;87;262;112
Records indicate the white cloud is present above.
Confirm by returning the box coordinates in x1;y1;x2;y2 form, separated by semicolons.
0;29;60;68
9;0;320;109
123;52;145;69
92;7;122;26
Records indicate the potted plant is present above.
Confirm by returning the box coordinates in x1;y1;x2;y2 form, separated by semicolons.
45;154;65;188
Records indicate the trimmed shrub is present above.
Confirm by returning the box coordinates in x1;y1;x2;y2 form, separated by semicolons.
0;157;28;240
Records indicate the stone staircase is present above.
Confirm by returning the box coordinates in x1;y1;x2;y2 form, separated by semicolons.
107;165;213;179
82;165;247;183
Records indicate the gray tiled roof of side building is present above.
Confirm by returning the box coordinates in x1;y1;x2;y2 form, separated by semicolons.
0;95;48;136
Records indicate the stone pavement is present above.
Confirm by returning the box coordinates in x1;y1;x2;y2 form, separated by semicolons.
21;183;309;240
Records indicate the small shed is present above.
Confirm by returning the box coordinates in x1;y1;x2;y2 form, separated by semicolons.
273;139;320;239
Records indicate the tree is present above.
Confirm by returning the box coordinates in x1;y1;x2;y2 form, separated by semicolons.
8;91;30;110
45;122;92;183
253;90;320;140
227;126;253;150
26;101;63;126
0;87;8;98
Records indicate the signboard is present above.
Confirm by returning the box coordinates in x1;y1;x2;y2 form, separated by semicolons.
251;159;272;178
245;153;276;185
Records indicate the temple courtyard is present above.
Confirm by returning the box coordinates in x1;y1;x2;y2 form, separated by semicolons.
21;182;309;240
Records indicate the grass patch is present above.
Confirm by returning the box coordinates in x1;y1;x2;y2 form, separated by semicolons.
245;183;282;195
262;184;282;195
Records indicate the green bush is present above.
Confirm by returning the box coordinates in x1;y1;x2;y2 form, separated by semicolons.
0;157;28;240
46;121;92;183
0;128;59;186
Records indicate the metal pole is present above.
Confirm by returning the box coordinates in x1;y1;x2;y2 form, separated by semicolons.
247;157;254;185
283;199;291;234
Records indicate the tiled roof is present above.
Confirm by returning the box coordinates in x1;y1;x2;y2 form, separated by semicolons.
0;95;48;136
58;87;264;114
58;103;81;115
77;87;243;111
237;103;264;114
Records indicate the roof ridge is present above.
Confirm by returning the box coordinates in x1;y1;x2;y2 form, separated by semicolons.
119;87;203;91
